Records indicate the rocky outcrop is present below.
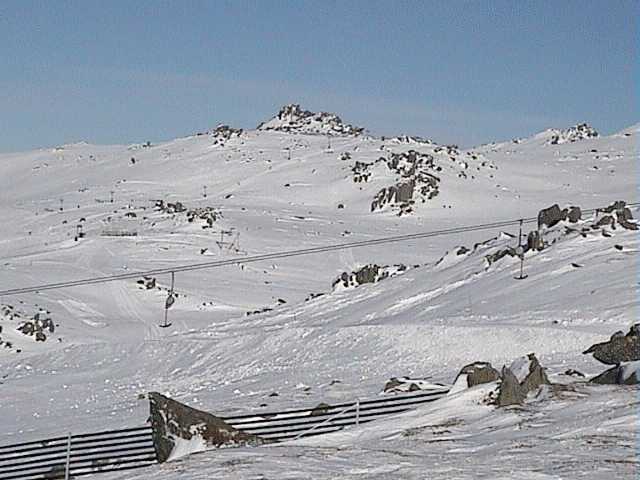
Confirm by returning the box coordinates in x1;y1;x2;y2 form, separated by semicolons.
454;362;500;388
148;392;263;463
370;150;440;215
449;355;549;407
548;123;599;145
496;354;549;407
257;104;364;136
154;200;186;214
186;207;222;229
333;264;407;290
17;311;54;343
583;324;640;365
497;366;527;406
590;361;640;385
595;201;638;231
136;276;157;290
210;124;243;146
537;204;581;229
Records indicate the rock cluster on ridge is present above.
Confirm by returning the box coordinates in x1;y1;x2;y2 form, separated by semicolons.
257;104;365;136
547;123;599;145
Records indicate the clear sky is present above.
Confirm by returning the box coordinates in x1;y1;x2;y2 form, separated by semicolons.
0;0;637;151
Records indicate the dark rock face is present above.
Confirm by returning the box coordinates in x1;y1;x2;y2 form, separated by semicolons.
538;204;565;229
456;362;500;388
548;123;599;145
590;363;640;385
497;366;527;407
496;354;549;407
369;150;440;215
148;392;262;463
257;104;364;136
310;402;331;416
519;355;550;393
210;124;243;146
333;264;407;289
595;201;638;230
566;206;582;223
527;230;544;251
537;204;582;230
583;324;640;365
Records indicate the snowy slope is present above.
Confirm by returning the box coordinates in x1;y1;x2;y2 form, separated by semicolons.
0;107;638;477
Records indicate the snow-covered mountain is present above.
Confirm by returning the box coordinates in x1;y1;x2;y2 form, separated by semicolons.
0;105;638;478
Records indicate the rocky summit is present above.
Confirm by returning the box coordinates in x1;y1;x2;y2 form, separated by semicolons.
257;103;365;136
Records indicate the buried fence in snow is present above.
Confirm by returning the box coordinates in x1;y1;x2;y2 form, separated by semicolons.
221;387;450;442
0;387;450;479
0;427;157;480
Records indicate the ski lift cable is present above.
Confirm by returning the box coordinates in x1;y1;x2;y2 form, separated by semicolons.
0;203;636;297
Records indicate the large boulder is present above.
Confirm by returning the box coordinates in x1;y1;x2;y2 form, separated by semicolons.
148;392;262;462
538;204;565;229
496;366;527;407
454;362;500;388
566;206;582;223
590;361;640;385
583;324;640;365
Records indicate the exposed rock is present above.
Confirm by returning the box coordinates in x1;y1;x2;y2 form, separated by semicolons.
137;276;157;290
485;246;517;266
17;311;54;342
333;264;407;289
527;230;544;251
596;201;638;230
154;200;186;214
548;123;599;145
148;392;262;463
186;207;222;228
583;324;640;365
257;104;364;136
566;206;582;223
387;135;432;145
455;362;500;388
590;361;640;385
519;354;550;393
538;204;565;229
310;402;331;416
383;377;448;394
370;150;440;215
496;366;527;407
496;353;549;407
210;124;243;146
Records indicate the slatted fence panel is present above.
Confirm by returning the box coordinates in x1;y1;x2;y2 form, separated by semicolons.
0;427;156;480
223;387;450;441
0;388;450;479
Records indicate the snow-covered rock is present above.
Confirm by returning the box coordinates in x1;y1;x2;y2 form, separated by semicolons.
149;392;262;462
545;123;599;145
257;104;364;136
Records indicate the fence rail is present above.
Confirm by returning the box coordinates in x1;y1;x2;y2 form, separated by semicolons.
223;387;450;442
0;427;156;480
0;387;450;479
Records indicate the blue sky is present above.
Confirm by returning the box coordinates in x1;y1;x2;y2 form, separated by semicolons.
0;0;636;151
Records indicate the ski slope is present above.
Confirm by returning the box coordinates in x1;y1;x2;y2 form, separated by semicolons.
0;107;637;478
